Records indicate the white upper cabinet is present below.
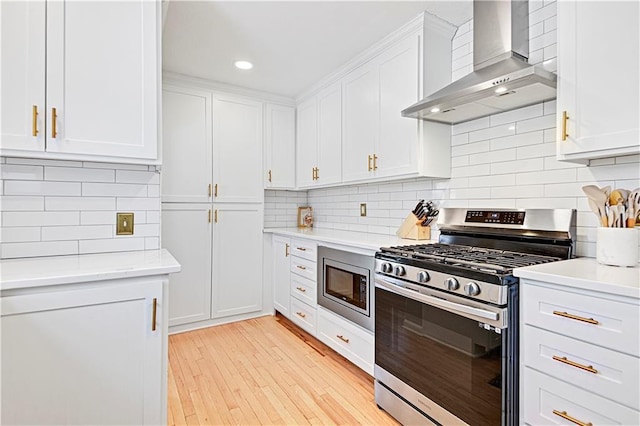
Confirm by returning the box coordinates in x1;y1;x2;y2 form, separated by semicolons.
162;85;213;203
556;1;640;163
264;104;296;189
213;94;263;203
0;0;159;163
296;81;343;189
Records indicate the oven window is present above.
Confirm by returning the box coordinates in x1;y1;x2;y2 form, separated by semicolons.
326;265;367;310
375;287;504;425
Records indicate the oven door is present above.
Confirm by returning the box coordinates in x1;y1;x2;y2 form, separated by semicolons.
375;275;515;426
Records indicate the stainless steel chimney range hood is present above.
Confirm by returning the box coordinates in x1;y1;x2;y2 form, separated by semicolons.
402;0;556;125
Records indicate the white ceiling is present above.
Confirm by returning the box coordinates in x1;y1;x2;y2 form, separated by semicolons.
162;1;472;99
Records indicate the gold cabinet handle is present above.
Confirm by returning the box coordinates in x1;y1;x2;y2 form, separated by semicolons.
151;298;157;331
208;209;212;223
268;169;272;182
337;335;350;344
285;243;290;257
32;105;39;136
296;311;306;318
552;356;598;374
312;167;315;180
296;265;307;270
373;154;378;170
368;155;373;171
296;247;307;251
214;209;218;223
552;311;599;325
553;410;592;426
208;184;212;197
561;110;569;141
295;286;306;293
51;107;58;138
214;183;218;197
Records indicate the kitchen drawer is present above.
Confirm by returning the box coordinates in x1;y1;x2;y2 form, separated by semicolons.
290;256;316;282
290;239;317;262
291;273;316;306
522;283;640;356
290;297;316;336
523;367;640;426
523;325;640;410
317;306;374;375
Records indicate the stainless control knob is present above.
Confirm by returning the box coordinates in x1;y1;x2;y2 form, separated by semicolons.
445;277;459;291
464;282;481;296
381;263;393;273
394;266;406;277
417;271;430;283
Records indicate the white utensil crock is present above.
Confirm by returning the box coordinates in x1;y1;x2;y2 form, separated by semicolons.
596;227;639;267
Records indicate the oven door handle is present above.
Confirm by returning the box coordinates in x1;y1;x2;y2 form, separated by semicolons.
375;278;500;322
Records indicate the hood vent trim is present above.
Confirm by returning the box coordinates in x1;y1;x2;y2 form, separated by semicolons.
402;0;556;125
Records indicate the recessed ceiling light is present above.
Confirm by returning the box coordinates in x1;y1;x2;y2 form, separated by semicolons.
234;60;253;70
494;87;507;94
430;107;440;113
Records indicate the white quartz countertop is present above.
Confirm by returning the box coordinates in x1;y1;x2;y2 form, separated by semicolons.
514;257;640;299
264;227;426;252
0;249;181;291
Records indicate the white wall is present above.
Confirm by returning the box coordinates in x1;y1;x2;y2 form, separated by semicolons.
264;1;640;259
0;157;161;259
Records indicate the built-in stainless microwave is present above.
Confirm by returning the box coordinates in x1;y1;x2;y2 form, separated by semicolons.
317;246;374;331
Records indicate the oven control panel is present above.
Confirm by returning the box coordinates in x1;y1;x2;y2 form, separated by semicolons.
465;210;525;225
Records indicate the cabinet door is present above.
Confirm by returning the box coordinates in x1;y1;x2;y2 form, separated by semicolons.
317;81;343;186
213;94;263;202
0;0;45;152
557;1;640;161
211;204;263;318
45;1;158;160
296;97;318;188
161;204;212;326
377;33;420;178
162;85;213;203
1;279;164;425
342;63;379;183
265;104;296;189
273;235;291;317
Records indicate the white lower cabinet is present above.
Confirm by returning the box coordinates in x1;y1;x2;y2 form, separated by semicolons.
520;280;640;425
290;296;317;336
1;277;167;425
272;236;291;317
317;306;374;375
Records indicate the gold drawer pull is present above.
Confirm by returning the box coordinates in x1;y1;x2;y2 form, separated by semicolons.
296;247;307;251
368;155;373;171
295;286;306;293
337;335;350;344
32;105;39;136
151;298;157;331
268;169;272;182
553;410;592;426
296;311;306;318
561;111;569;141
51;107;58;138
552;356;598;374
553;311;599;325
285;243;290;257
296;265;307;270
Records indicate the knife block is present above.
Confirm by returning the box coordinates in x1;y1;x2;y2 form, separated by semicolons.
396;213;431;240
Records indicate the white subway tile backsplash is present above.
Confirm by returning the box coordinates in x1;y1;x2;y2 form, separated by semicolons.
491;185;544;199
3;211;80;227
80;211;116;225
145;237;160;250
0;196;44;211
452;117;491;135
451;164;491;178
116;169;160;184
7;157;82;167
576;163;640;182
516;114;556;133
0;227;41;243
46;197;116;211
490;131;544;151
42;225;113;241
517;142;556;159
82;183;148;197
79;238;145;255
1;241;78;259
5;181;81;196
491;158;545;175
490;104;543;127
45;166;114;183
1;164;43;180
82;161;149;171
116;197;160;211
452;140;490;157
516;168;576;185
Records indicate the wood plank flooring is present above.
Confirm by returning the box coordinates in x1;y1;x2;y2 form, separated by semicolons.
167;314;400;425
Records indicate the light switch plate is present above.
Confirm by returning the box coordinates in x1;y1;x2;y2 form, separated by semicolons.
116;212;134;235
360;203;367;217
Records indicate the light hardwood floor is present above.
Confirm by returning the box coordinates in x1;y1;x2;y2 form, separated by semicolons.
167;314;400;425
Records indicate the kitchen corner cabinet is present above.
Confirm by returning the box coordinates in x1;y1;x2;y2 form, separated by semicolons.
342;32;421;183
0;0;159;162
1;278;167;425
265;104;296;189
296;81;343;188
556;1;640;163
272;236;291;317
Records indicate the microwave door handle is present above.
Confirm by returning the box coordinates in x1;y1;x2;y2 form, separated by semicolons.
375;278;499;322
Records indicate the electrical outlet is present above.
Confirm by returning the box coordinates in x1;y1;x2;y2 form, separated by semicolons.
116;212;134;235
360;203;367;217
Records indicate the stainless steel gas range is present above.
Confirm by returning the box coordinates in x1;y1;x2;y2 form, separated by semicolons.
374;208;576;426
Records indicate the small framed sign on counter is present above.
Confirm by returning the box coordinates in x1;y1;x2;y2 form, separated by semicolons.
297;206;313;228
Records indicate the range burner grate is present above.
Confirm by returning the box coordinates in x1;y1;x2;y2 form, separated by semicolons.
381;243;562;274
